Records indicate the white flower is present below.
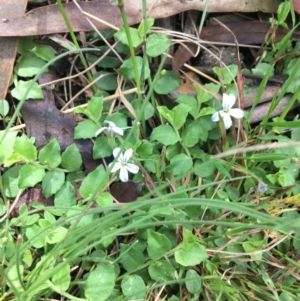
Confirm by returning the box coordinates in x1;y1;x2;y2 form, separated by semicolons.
211;93;244;129
109;147;139;182
257;182;268;193
95;120;131;137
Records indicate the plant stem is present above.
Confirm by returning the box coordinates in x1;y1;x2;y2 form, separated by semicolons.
56;0;97;93
117;0;141;94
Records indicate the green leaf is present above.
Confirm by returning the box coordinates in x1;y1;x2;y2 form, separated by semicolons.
176;94;198;119
74;120;99;139
96;192;113;207
277;1;291;25
213;64;238;85
42;171;65;198
131;99;154;120
18;37;35;55
51;263;70;292
38;139;61;168
194;159;215;178
7;265;24;294
166;154;193;176
31;45;55;62
0;131;18;165
85;263;115;301
75;95;103;122
93;136;113;159
146;33;171;57
157;106;174;124
19;164;45;189
175;229;208;266
195;83;220;104
138;18;154;36
14;134;37;162
147;229;172;260
182;120;208;147
61;144;82;171
154;71;181;94
0;99;9;116
2;166;21;198
118;56;150;80
15;52;47;77
252;62;274;77
185;269;202;294
80;165;109;199
119;243;146;272
53;182;76;216
150;125;179;146
114;27;142;47
11;80;43;101
121;275;146;299
46;227;68;244
172;103;190;129
148;260;176;282
93;72;117;91
25;225;44;248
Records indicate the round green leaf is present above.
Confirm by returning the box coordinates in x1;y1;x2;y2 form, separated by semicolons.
14;134;37;162
79;165;109;199
38;139;61;168
154;71;180;94
85;263;115;301
93;136;113;159
118;56;150;80
146;33;171;57
2;166;21;198
114;27;142;47
147;229;172;260
51;263;70;292
74;120;99;139
150;125;179;146
31;45;55;62
15;52;47;77
166;154;193;176
0;99;9;116
93;71;117;91
121;275;146;299
11;80;43;101
19;164;45;189
46;227;68;244
148;260;176;282
185;269;202;294
42;171;65;198
61;144;82;171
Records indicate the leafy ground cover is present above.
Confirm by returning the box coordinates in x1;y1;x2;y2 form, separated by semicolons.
1;0;300;300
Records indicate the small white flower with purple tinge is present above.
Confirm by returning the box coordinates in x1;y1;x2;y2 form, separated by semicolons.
257;183;268;194
95;120;131;137
109;147;139;182
211;93;244;129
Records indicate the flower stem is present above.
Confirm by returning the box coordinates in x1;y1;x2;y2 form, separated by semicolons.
117;0;141;94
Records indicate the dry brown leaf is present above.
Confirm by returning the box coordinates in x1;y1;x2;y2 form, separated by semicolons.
0;0;27;100
0;0;280;37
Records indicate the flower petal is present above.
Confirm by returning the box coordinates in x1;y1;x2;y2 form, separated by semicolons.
112;127;124;136
119;167;129;182
104;120;116;127
223;114;232;129
211;112;220;122
109;162;121;173
123;149;133;162
126;163;139;174
229;108;244;119
222;93;236;110
95;127;107;137
113;147;122;158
